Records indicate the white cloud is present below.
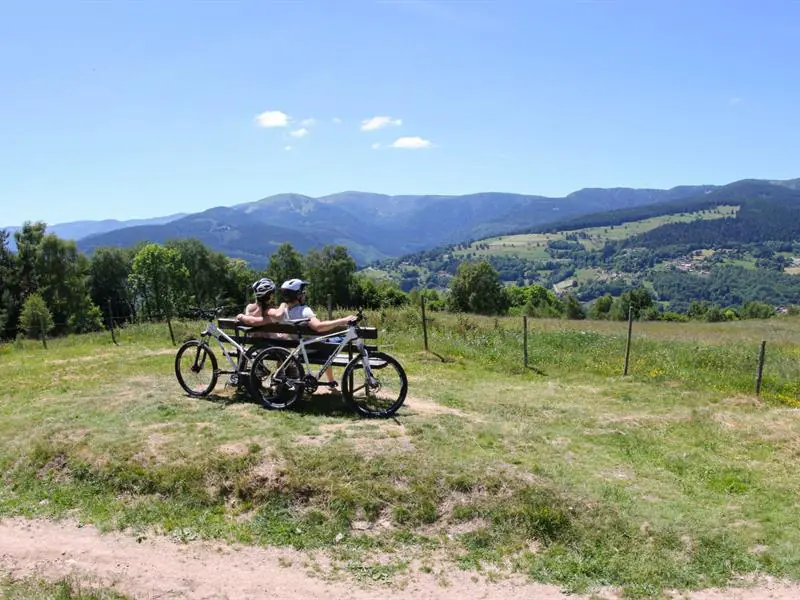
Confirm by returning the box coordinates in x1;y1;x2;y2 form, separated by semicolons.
301;118;316;127
360;116;402;131
371;142;382;150
390;136;432;149
290;127;309;138
729;97;742;105
255;110;290;128
332;117;342;125
284;145;293;151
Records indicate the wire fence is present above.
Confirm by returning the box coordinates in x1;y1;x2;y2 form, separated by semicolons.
2;296;798;403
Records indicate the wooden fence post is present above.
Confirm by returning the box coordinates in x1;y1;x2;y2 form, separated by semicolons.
39;314;47;349
108;299;118;345
755;340;767;396
421;295;429;352
523;315;528;369
623;306;633;376
166;309;176;346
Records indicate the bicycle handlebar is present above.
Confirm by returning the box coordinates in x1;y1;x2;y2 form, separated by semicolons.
187;306;228;320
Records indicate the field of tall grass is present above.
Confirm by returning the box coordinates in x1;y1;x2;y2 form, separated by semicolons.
1;311;799;598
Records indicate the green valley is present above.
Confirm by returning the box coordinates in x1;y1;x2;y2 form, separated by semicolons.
370;181;800;313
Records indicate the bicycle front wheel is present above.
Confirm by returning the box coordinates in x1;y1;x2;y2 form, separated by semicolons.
247;347;305;410
341;352;408;418
175;339;218;397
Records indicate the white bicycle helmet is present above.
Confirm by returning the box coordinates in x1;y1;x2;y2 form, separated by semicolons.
252;277;276;299
280;278;309;293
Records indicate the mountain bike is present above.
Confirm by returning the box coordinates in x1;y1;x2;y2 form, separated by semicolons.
247;311;408;418
174;306;262;397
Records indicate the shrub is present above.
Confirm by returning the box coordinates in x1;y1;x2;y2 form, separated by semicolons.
18;293;54;339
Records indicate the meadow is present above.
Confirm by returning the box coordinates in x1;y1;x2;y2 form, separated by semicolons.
1;310;800;599
452;205;739;259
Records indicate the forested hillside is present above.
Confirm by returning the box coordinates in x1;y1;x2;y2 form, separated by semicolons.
369;180;800;312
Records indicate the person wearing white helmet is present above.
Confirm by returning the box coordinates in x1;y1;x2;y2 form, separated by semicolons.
280;279;355;330
280;278;356;386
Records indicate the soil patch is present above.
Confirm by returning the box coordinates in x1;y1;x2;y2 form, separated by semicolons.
2;518;800;599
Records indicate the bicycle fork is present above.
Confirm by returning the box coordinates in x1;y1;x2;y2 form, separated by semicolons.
192;338;210;373
360;346;379;388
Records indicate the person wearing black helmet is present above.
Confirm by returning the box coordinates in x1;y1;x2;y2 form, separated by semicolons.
280;278;356;386
236;277;287;328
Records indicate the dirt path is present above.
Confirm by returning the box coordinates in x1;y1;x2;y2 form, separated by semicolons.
2;518;799;600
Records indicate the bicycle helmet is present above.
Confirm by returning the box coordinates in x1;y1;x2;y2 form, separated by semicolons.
280;278;309;301
252;277;276;299
281;278;309;293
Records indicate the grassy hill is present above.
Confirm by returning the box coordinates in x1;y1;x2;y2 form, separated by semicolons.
1;312;799;598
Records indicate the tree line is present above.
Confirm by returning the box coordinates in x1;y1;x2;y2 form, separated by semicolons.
0;223;413;340
2;222;796;342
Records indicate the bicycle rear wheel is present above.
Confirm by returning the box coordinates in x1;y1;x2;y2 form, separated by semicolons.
247;347;305;410
341;352;407;418
175;339;218;397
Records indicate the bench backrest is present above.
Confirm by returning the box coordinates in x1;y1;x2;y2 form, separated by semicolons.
216;318;378;339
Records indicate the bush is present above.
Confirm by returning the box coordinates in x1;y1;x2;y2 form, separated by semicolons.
740;301;775;320
19;293;54;339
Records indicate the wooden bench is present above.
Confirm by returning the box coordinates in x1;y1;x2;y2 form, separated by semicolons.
216;318;379;367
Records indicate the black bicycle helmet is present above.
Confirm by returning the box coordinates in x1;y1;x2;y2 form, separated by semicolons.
252;277;276;299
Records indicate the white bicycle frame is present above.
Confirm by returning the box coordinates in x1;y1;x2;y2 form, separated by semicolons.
199;320;250;374
271;321;377;387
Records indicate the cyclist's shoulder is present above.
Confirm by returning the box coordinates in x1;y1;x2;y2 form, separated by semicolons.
288;304;316;320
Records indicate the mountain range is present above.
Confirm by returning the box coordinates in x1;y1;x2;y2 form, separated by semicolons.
2;213;188;253
2;178;798;266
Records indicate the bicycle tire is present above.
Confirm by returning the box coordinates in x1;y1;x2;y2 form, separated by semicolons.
175;339;218;397
341;352;408;418
247;346;305;410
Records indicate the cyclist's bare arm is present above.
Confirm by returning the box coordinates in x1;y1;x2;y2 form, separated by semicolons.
266;303;288;319
237;303;266;325
237;314;272;326
308;315;356;332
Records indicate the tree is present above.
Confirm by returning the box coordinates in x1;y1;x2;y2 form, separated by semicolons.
267;243;305;288
0;230;15;337
612;287;654;320
222;258;257;308
447;260;509;315
37;234;100;335
304;245;357;307
740;301;775;319
18;293;54;340
588;294;614;320
166;238;221;308
563;294;586;320
351;275;409;309
89;247;134;324
13;222;46;299
129;244;189;320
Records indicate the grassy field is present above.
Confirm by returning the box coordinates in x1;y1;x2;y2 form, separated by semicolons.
452;206;739;260
1;311;800;598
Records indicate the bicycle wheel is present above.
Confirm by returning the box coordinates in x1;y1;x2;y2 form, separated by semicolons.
175;339;218;397
341;352;408;418
247;347;305;410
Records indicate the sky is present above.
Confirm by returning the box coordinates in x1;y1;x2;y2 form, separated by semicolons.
2;0;799;226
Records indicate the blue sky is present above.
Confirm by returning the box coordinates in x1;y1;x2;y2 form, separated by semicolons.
2;0;799;226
